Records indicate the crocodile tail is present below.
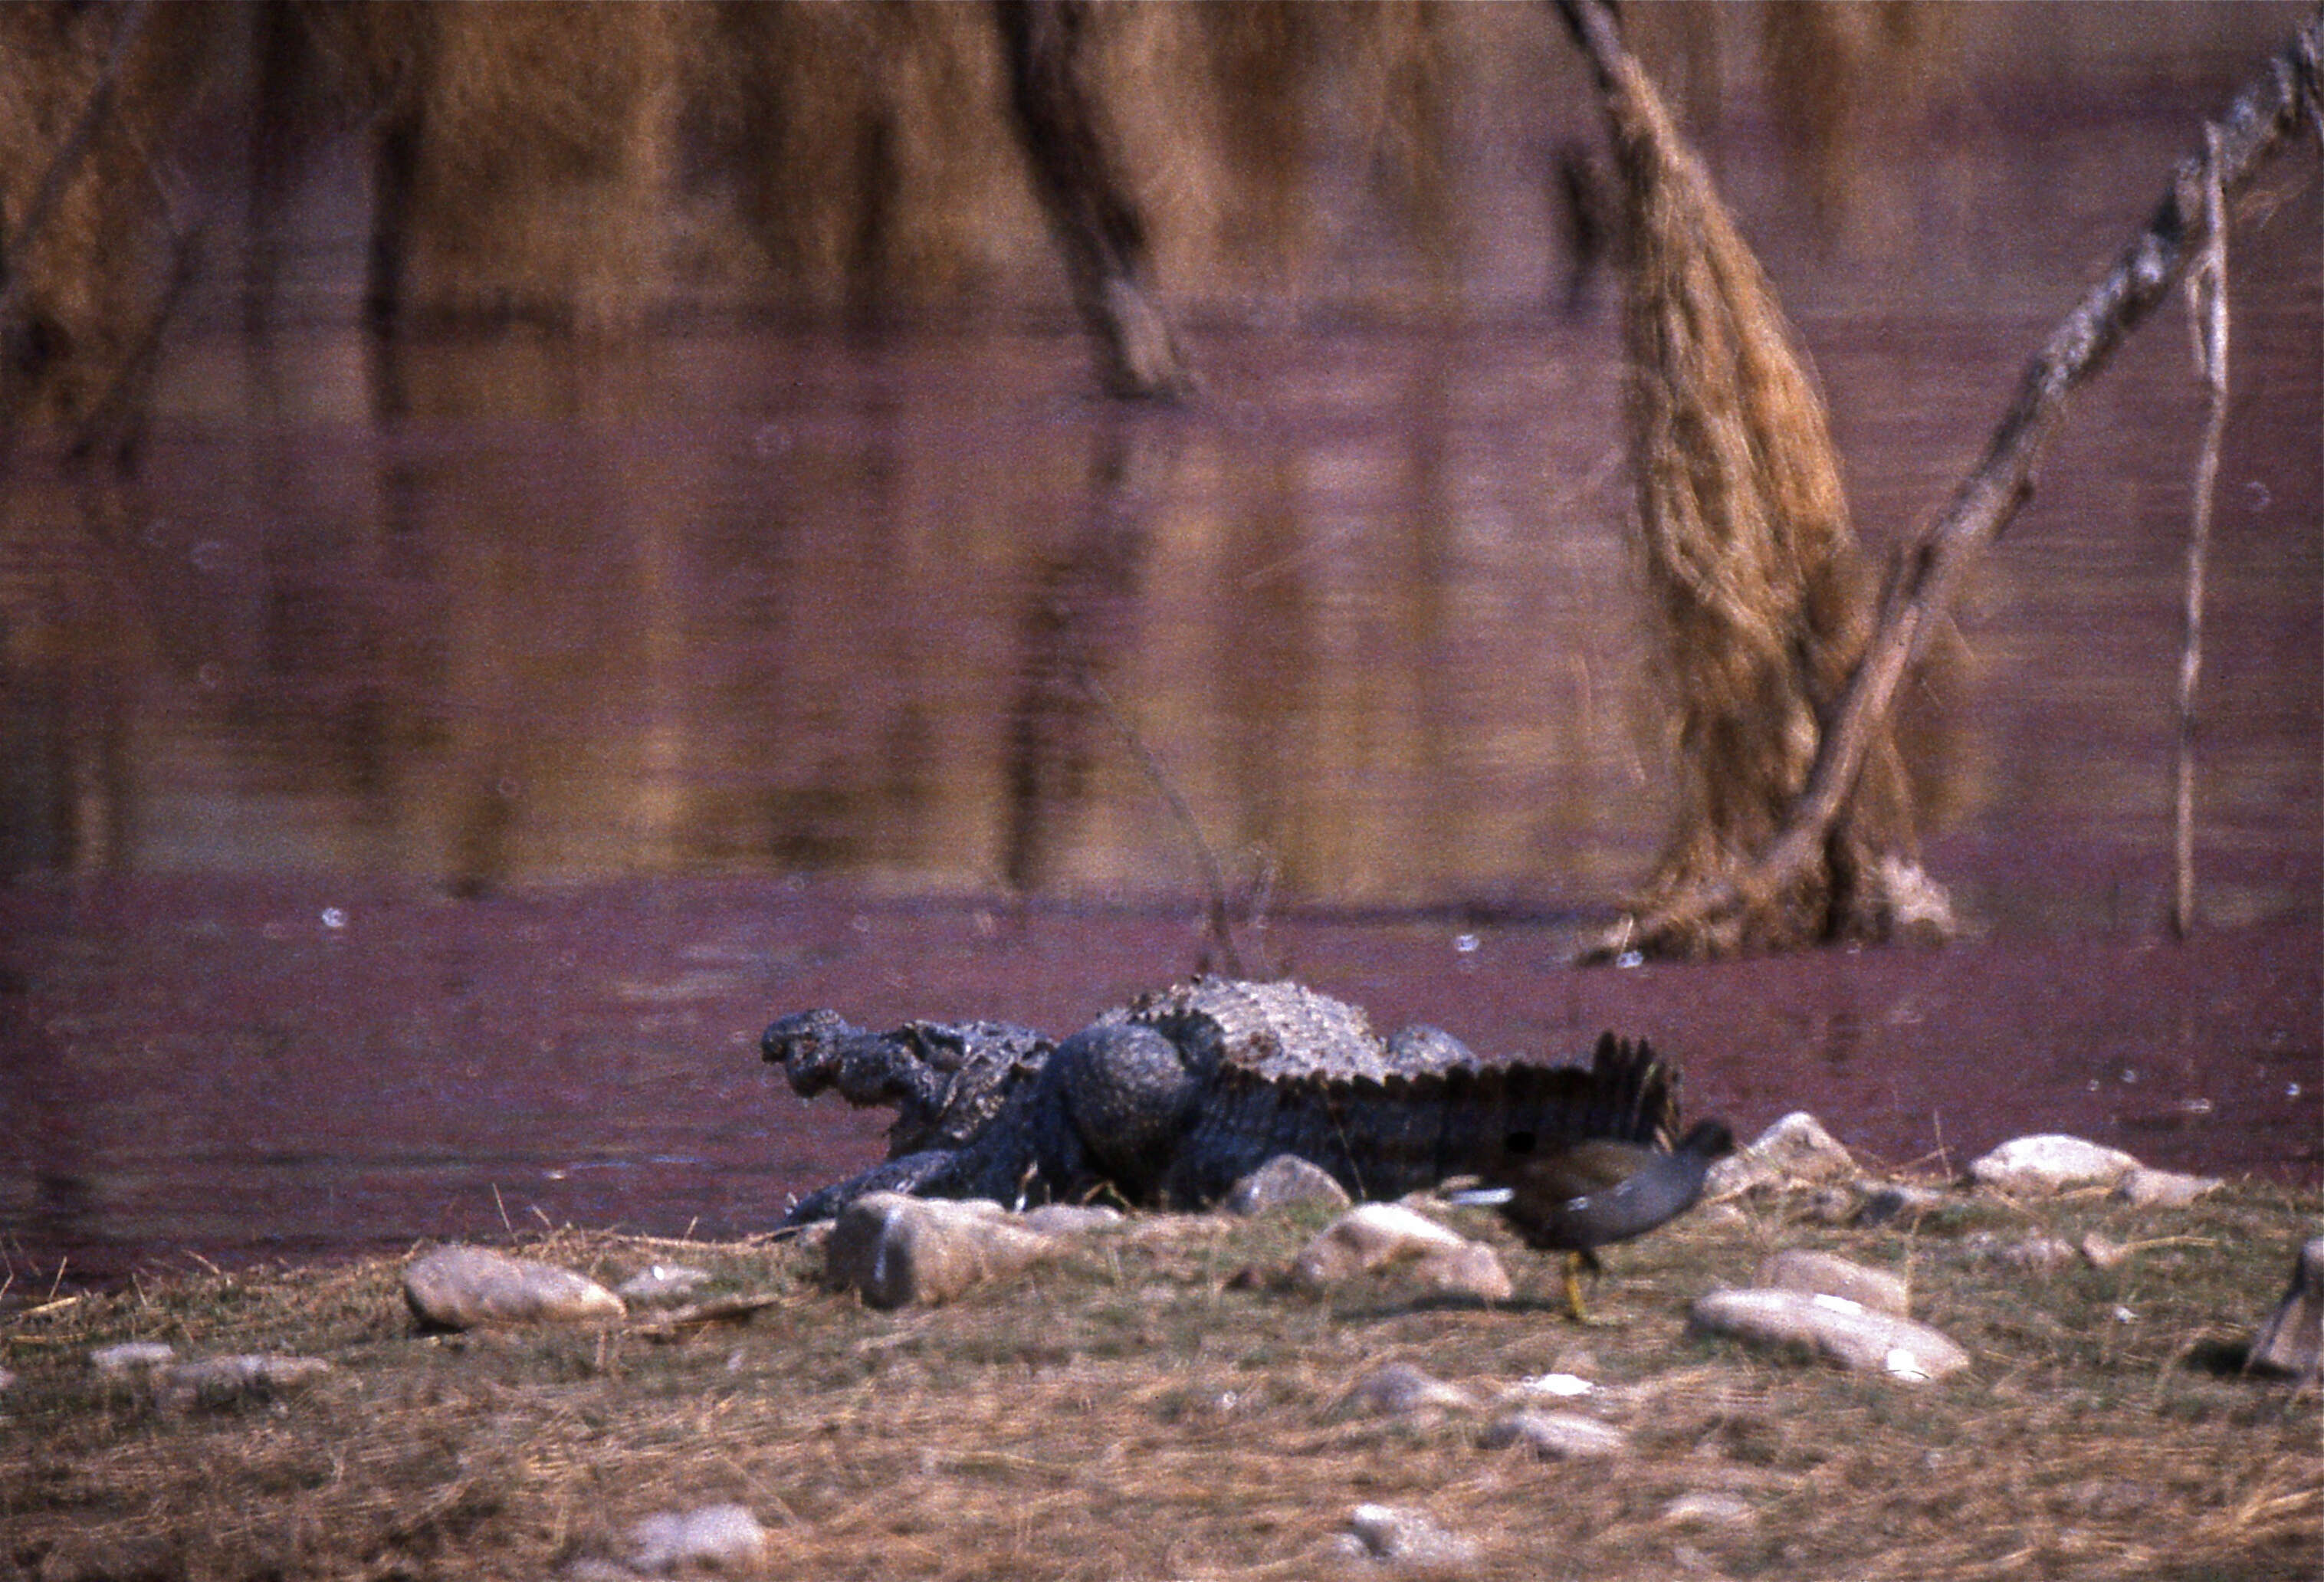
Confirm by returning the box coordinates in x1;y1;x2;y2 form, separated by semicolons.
1162;1037;1681;1206
1577;1031;1682;1150
1384;1039;1679;1186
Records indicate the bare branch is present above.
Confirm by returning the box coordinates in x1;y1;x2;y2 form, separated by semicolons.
2173;124;2231;939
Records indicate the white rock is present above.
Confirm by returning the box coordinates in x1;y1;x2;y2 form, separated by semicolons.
560;1561;645;1582
1017;1203;1123;1236
159;1354;333;1412
1968;1134;2140;1195
89;1341;176;1375
1986;1233;2080;1272
1344;1361;1476;1416
624;1503;770;1575
2114;1167;2223;1208
1292;1204;1512;1301
1512;1371;1596;1399
403;1246;627;1330
1753;1249;1910;1316
826;1193;1059;1309
1478;1409;1627;1459
1706;1112;1856;1195
617;1264;713;1305
1691;1288;1969;1381
1662;1491;1755;1528
1224;1154;1354;1216
1342;1504;1479;1569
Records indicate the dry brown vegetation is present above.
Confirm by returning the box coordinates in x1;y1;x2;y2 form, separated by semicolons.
1567;0;1935;960
4;1178;2316;1581
0;0;1484;428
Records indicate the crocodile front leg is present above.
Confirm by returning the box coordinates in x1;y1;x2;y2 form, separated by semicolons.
782;1148;970;1226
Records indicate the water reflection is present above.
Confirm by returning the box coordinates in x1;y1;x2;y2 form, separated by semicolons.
2;284;2316;927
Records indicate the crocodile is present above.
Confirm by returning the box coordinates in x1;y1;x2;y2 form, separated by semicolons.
763;976;1698;1226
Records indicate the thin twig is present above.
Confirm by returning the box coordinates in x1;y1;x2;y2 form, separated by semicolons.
1078;671;1245;977
2173;123;2230;940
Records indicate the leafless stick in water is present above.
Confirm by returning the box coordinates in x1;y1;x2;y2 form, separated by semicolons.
2174;124;2230;940
1078;671;1246;978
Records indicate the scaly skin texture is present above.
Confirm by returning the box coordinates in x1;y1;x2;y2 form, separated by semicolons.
761;977;1684;1224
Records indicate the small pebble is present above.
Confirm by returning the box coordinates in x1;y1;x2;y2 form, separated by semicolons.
1478;1409;1628;1459
625;1503;770;1574
90;1342;177;1376
1342;1504;1479;1569
1663;1491;1754;1528
1346;1361;1476;1416
617;1265;712;1305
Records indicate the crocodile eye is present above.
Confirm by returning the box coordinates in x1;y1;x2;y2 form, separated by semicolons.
1505;1131;1537;1157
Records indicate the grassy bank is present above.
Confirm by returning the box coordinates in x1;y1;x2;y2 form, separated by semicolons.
5;1176;2317;1581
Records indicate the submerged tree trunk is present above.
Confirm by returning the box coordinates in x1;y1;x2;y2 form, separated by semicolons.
1557;0;2322;960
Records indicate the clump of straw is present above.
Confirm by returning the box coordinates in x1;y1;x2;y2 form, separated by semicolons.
1567;3;1945;957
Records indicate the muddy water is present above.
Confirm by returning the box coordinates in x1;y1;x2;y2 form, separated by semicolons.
2;11;2318;1288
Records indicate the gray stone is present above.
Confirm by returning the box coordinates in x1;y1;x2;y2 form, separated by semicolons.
1995;1235;2081;1272
1662;1491;1755;1528
624;1503;770;1575
560;1561;646;1582
2247;1236;2322;1380
403;1246;627;1330
1968;1134;2139;1195
89;1341;177;1376
159;1354;333;1412
617;1264;713;1305
1340;1504;1479;1570
1690;1288;1970;1382
1752;1249;1909;1316
1853;1181;1950;1227
2114;1167;2223;1208
1291;1204;1512;1301
1344;1361;1476;1416
1223;1154;1354;1216
1705;1112;1856;1196
825;1193;1059;1309
1017;1203;1124;1236
1477;1408;1627;1459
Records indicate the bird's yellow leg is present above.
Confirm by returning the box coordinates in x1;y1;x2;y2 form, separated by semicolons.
1563;1252;1619;1325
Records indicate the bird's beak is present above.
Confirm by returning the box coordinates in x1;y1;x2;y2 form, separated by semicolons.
1446;1186;1515;1206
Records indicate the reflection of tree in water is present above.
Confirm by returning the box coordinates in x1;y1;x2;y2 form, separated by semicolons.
1002;420;1159;893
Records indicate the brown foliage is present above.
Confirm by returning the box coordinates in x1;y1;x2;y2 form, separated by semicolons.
1570;3;1945;957
0;2;212;429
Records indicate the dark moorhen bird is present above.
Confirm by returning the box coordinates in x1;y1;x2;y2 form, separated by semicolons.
1449;1043;1734;1321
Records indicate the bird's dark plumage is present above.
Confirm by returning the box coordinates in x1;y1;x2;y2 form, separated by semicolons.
1448;1034;1732;1319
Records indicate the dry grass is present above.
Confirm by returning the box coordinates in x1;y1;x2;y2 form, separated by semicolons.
1584;8;1932;957
4;1178;2317;1582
